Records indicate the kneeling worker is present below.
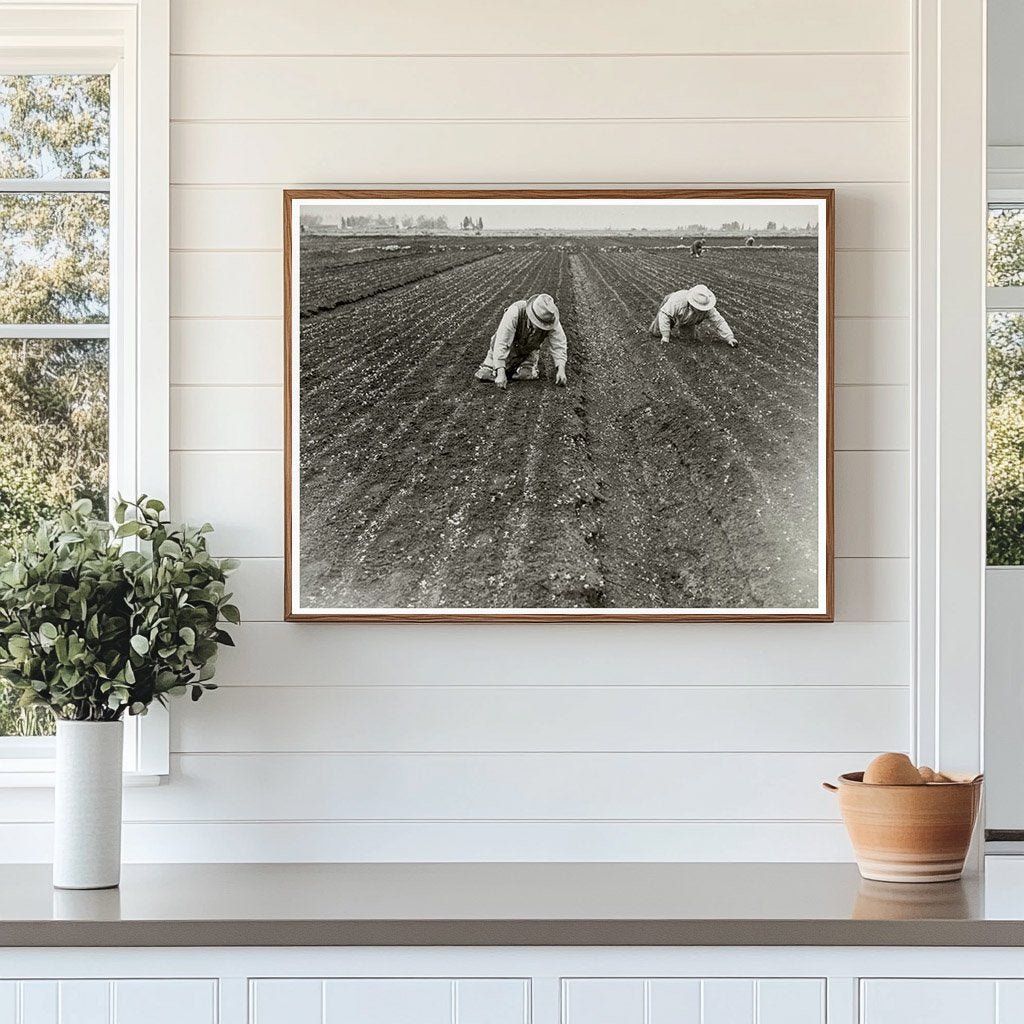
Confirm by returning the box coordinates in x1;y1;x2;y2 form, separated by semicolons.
648;284;738;349
475;293;567;390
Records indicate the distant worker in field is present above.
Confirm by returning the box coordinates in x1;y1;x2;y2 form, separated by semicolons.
689;238;705;258
474;293;568;390
648;284;738;349
744;235;756;246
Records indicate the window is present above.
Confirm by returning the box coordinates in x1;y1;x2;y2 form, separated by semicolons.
987;206;1024;565
0;4;169;778
0;74;111;738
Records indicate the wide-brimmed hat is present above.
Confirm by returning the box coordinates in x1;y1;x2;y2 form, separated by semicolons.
688;285;716;312
526;293;559;331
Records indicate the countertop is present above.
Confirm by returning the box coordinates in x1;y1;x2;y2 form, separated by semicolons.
4;861;1024;947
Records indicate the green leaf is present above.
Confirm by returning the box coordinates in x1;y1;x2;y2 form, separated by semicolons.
220;604;241;625
39;622;58;641
130;634;150;656
158;539;183;559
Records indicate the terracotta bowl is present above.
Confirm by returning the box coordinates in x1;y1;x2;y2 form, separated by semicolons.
823;772;983;883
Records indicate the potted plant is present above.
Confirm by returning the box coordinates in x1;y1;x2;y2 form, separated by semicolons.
0;497;239;889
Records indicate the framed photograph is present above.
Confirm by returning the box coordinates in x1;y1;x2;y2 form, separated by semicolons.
284;189;834;622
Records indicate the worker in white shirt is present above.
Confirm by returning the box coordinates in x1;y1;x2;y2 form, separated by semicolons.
647;285;738;348
474;293;568;390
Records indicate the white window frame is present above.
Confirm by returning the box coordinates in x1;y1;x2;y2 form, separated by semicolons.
0;0;169;784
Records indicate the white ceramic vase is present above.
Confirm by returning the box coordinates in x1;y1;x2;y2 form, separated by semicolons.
53;720;124;890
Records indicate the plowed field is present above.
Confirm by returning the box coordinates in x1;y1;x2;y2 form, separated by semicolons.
297;235;820;611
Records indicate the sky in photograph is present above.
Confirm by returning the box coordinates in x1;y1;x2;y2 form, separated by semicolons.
299;201;819;233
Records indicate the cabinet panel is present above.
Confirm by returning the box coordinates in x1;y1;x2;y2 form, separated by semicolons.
648;980;702;1023
563;980;645;1024
861;981;996;1023
455;980;529;1024
0;981;216;1024
251;979;528;1024
757;980;825;1024
250;980;322;1024
564;979;825;1024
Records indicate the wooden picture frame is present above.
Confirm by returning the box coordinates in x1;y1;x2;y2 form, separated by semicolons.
284;189;834;622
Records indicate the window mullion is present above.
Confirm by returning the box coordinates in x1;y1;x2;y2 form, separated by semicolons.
0;324;110;339
0;178;110;193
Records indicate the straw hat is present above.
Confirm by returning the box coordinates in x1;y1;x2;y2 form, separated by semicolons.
687;285;716;312
526;293;559;331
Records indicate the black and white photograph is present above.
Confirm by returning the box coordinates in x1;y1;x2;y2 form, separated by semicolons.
285;190;833;621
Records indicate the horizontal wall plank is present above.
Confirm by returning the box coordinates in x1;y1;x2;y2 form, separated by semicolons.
834;318;909;385
172;450;908;559
171;385;282;450
171;183;909;251
171;684;909;754
169;315;910;387
833;558;909;622
226;556;910;624
170;121;909;185
170;0;910;56
210;621;909;687
0;820;855;863
171;319;283;386
170;450;283;557
171;54;909;121
169;384;906;453
116;752;865;821
834;385;909;451
834;451;910;557
170;249;908;319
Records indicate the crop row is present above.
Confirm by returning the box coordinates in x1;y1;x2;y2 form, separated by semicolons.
298;247;494;318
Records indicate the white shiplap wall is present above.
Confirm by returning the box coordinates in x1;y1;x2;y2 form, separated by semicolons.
2;0;915;862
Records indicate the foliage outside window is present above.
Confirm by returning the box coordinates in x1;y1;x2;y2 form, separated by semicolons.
0;75;110;736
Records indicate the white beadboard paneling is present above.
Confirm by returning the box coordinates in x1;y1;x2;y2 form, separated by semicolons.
171;451;282;557
171;450;907;560
0;820;856;862
170;121;909;186
833;558;909;621
997;981;1024;1022
170;319;282;386
60;980;110;1022
225;556;909;623
835;250;910;317
123;752;860;821
835;386;909;451
702;980;754;1024
170;0;910;55
648;980;702;1023
834;452;910;558
171;54;909;121
756;980;825;1024
113;981;218;1024
171;385;282;450
171;251;280;317
0;983;12;1024
563;980;644;1024
212;622;909;687
834;318;909;385
323;980;451;1024
20;982;57;1022
250;979;322;1024
171;684;909;754
170;183;909;252
860;981;996;1024
456;981;529;1024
